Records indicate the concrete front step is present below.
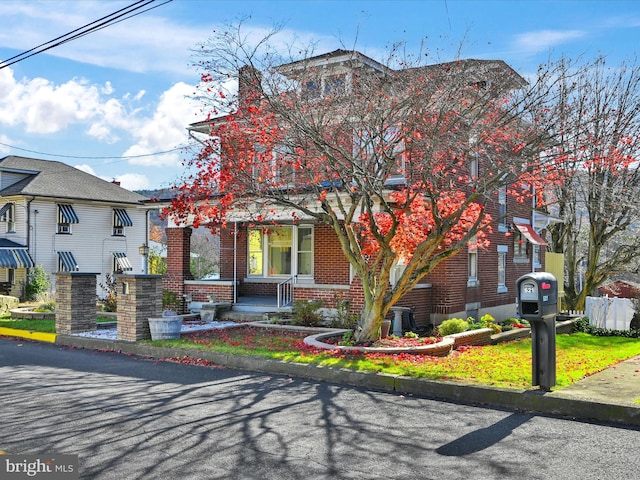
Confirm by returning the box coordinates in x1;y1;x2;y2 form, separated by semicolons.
219;309;292;323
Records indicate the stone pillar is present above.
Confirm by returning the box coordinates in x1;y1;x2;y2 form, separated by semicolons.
117;274;163;342
163;226;193;313
55;273;98;334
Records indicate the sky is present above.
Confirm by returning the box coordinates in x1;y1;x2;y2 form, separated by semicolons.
1;0;639;192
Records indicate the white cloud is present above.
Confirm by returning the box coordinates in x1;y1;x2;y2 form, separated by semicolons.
0;69;107;134
113;173;150;191
123;82;200;168
513;29;586;54
73;163;149;191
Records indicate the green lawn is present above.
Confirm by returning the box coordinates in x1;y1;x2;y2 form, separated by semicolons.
2;319;639;390
0;317;114;333
151;327;640;389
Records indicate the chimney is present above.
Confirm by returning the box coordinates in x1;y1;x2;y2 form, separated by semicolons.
112;180;121;186
238;65;262;109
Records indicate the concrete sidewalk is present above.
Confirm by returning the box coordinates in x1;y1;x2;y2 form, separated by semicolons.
47;333;640;428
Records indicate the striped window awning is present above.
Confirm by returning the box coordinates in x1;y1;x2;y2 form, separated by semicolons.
0;249;34;268
113;252;133;271
58;204;79;224
514;222;548;246
58;251;78;271
0;203;12;217
113;208;133;227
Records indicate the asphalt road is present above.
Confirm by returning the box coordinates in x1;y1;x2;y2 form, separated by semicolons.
1;336;639;480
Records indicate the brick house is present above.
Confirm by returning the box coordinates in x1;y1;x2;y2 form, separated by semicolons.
161;50;553;329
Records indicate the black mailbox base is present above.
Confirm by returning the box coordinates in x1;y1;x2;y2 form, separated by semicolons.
531;317;557;391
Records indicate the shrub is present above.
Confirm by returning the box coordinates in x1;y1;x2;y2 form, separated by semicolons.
338;331;355;346
98;273;118;312
34;301;56;312
292;299;324;327
23;265;50;302
573;316;640;338
437;318;469;336
162;289;179;311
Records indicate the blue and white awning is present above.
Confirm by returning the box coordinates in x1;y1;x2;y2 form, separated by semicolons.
57;251;78;271
0;203;12;217
113;252;133;271
0;249;34;268
113;208;133;227
58;204;79;224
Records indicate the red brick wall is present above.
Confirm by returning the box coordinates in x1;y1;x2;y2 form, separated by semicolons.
163;227;193;312
314;224;351;284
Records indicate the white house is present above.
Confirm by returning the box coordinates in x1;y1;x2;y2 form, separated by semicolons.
0;156;149;298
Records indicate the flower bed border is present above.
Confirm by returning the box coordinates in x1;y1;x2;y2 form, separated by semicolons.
304;331;455;357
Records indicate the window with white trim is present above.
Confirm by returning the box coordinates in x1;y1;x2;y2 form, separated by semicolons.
354;126;406;180
498;185;507;232
497;245;508;293
57;204;78;234
467;236;479;287
112;208;132;237
513;231;529;262
1;203;15;233
248;225;314;278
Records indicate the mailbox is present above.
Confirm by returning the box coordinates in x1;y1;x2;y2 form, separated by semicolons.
516;272;558;391
517;272;558;321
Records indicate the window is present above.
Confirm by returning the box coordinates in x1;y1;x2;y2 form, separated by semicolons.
248;229;263;275
8;269;15;285
248;225;313;278
467;237;479;287
324;74;346;95
57;204;79;234
272;145;296;186
297;226;313;276
0;203;15;233
303;79;321;100
498;185;507;232
113;208;132;236
497;246;508;293
355;127;406;180
268;227;292;276
513;231;528;262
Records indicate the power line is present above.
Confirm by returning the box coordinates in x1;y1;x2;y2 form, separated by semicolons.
0;140;185;162
0;0;173;70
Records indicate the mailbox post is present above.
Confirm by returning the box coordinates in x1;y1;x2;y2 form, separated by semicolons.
516;272;558;391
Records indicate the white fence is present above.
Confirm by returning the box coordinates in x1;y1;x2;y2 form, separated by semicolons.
585;296;634;330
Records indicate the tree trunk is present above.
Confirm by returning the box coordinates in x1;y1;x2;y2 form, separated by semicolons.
354;302;386;343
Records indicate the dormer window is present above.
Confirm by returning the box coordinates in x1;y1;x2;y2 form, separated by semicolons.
57;204;79;234
303;79;321;100
324;74;346;95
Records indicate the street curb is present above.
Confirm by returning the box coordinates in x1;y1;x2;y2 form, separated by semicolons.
0;327;57;343
54;334;640;427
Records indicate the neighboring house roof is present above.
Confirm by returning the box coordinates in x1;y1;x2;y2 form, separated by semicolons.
0;156;148;204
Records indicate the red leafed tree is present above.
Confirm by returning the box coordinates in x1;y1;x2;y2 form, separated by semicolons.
171;24;565;342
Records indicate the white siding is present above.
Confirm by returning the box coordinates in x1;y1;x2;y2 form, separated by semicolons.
30;199;147;295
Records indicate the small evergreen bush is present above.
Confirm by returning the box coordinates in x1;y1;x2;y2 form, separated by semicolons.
98;273;118;312
437;318;469;336
23;265;50;301
292;299;324;326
